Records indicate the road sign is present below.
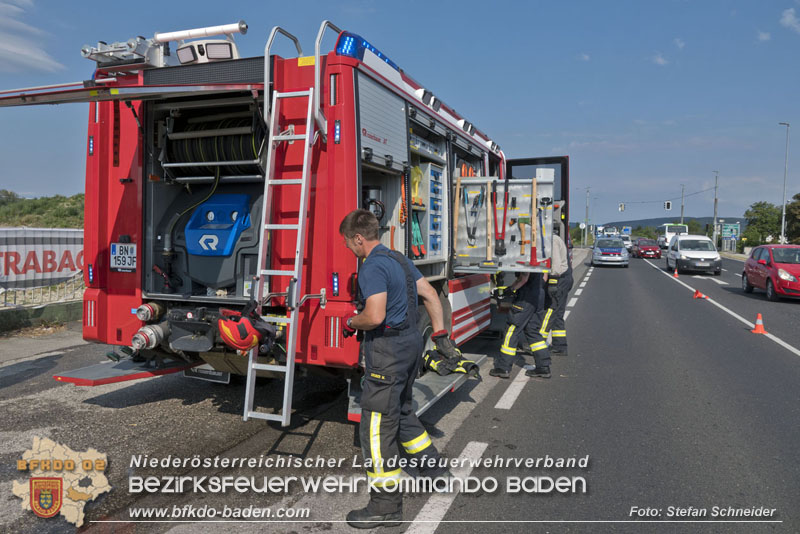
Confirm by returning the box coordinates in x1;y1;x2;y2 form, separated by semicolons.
622;226;632;235
722;223;740;239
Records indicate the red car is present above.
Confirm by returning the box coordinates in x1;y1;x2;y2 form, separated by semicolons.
633;238;661;259
742;245;800;301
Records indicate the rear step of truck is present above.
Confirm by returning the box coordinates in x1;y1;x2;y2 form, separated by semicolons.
53;359;197;387
346;353;487;422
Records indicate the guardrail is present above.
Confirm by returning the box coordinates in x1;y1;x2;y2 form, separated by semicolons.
1;271;84;308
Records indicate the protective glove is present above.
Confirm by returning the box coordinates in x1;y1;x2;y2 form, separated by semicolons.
342;317;358;338
432;330;461;360
492;286;515;301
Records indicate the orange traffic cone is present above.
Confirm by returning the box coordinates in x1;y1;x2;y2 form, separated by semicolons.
692;289;708;299
673;268;679;278
751;314;768;334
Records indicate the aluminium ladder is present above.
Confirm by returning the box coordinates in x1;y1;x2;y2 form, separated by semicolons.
243;88;317;426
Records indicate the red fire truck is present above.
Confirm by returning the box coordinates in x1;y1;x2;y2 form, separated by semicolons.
0;20;569;425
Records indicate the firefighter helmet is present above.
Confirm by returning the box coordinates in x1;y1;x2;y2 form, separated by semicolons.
218;308;275;351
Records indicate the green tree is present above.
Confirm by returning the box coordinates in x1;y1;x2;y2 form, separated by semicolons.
786;192;800;244
0;189;21;206
633;225;656;239
0;192;83;228
743;201;781;245
686;219;704;234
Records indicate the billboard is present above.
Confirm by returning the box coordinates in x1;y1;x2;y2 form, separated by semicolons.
0;228;83;289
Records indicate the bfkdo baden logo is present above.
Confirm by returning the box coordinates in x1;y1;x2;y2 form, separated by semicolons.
13;437;111;527
30;477;63;518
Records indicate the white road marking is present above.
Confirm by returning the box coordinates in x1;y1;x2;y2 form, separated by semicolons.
495;368;531;410
694;275;728;285
575;288;584;296
722;268;728;272
406;441;489;534
643;259;800;359
735;273;742;277
567;297;578;307
579;282;587;288
564;310;571;320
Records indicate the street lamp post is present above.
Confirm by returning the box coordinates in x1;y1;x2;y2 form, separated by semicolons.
779;122;790;244
712;171;719;247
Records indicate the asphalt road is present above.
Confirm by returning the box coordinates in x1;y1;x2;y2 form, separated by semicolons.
2;251;799;533
400;254;800;533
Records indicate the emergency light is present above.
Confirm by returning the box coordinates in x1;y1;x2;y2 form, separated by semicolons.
335;32;399;71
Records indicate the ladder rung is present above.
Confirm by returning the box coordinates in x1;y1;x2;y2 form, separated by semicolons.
259;316;292;324
260;269;295;277
245;411;283;422
273;134;306;142
267;179;303;185
264;224;300;230
276;90;312;98
251;363;287;372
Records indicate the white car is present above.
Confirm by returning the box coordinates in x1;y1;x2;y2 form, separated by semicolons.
665;235;722;275
620;235;632;251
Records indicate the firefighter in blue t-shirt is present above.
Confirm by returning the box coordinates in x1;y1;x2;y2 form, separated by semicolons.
339;209;456;529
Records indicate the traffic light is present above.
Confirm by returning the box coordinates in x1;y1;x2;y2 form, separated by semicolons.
664;201;672;210
618;203;625;212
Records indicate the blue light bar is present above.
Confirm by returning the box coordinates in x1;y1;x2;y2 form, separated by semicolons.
335;32;399;71
332;272;339;297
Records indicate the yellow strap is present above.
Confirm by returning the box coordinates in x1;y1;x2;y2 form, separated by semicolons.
530;341;548;351
370;412;383;474
539;308;553;335
501;325;516;352
402;432;432;454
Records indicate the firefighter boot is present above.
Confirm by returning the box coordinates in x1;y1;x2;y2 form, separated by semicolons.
346;506;402;529
489;368;511;379
525;366;551;379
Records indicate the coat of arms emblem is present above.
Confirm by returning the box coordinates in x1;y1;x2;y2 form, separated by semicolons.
30;478;63;519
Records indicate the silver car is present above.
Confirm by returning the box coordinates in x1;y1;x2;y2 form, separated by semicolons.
591;238;630;267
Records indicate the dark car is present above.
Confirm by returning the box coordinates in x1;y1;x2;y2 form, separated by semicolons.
633;238;661;259
742;245;800;301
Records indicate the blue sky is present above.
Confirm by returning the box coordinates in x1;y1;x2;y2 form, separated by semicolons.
0;0;798;225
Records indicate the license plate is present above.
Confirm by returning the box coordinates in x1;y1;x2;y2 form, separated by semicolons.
696;262;709;267
110;243;137;272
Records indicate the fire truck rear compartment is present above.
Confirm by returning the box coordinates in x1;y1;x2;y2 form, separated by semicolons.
143;95;266;303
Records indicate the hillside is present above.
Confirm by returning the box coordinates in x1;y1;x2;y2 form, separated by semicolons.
0;190;83;228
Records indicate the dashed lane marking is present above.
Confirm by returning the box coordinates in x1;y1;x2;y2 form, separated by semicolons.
564;310;571;320
406;441;489;534
567;297;578;308
694;275;729;285
494;367;531;410
575;288;583;295
643;259;800;359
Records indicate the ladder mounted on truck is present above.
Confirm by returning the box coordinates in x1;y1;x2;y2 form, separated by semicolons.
243;87;320;427
242;23;339;427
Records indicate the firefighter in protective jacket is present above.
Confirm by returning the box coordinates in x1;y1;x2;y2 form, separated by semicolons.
339;209;453;529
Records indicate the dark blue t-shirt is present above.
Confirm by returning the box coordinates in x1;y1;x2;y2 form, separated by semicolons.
358;244;423;328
